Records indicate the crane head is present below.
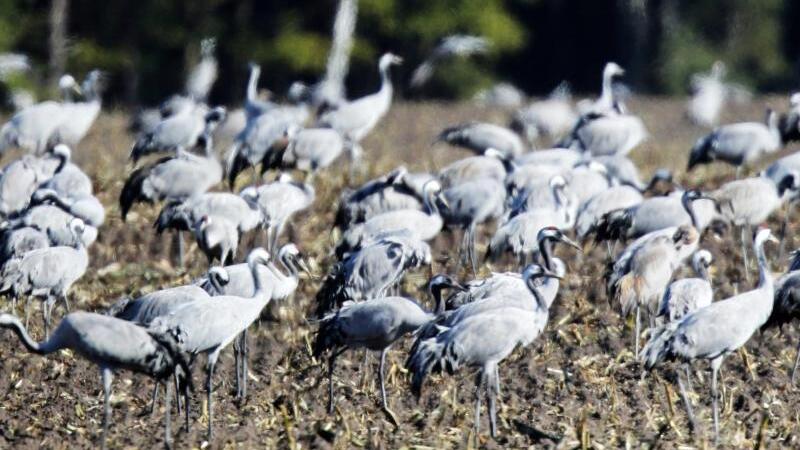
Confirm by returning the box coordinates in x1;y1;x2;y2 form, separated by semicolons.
604;62;625;79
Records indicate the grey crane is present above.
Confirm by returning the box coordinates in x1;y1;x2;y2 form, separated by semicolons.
564;161;614;208
764;249;800;382
264;126;345;180
242;173;315;254
710;173;797;273
610;225;700;354
200;244;308;399
407;264;558;437
562;110;648;157
687;61;750;128
315;231;431;315
592;156;671;192
0;226;48;262
335;167;434;227
51;70;103;149
336;180;444;257
779;92;800;143
192;215;240;265
657;249;714;323
0;144;70;217
506;175;576;226
3;202;98;247
410;34;489;89
30;189;105;227
0;218;88;335
641;228;778;443
35;145;93;200
243;63;276;122
130;102;215;163
513;147;581;168
108;284;212;412
504;164;565;201
313;296;433;420
438;148;509;188
688;109;782;177
186;37;218;102
0;75;79;154
0;312;192;449
510;82;577;144
590;189;718;244
439;177;507;275
225;108;297;186
149;248;272;440
120;107;226;220
436;122;525;159
155;191;263;238
576;185;643;241
316;52;402;166
584;62;627;115
487;199;580;265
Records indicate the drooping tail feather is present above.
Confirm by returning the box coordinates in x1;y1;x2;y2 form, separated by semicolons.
590;209;631;244
407;336;447;398
639;320;681;370
313;263;348;318
615;272;644;316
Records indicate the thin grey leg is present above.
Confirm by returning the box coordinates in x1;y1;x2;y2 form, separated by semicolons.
327;352;337;414
242;330;249;400
711;357;723;445
677;365;697;433
176;231;185;269
173;371;182;415
206;356;218;441
792;338;800;383
634;304;641;357
164;381;173;449
474;371;486;435
149;383;160;416
740;226;750;282
487;365;498;437
101;368;113;450
379;348;389;410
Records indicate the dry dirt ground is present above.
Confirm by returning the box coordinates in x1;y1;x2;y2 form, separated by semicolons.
1;98;800;449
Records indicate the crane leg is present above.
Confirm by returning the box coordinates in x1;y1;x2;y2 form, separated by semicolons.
173;371;182;416
149;383;160;416
378;348;389;410
242;330;249;401
487;366;499;438
233;337;241;400
791;338;800;383
779;202;793;261
327;352;338;414
100;367;113;450
740;226;750;282
61;293;71;312
684;362;694;393
494;365;501;397
176;231;185;269
634;305;641;357
677;365;697;433
468;224;478;277
206;355;218;441
711;357;723;445
164;380;173;449
473;370;486;435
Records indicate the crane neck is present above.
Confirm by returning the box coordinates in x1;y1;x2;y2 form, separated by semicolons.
538;237;554;271
682;196;700;229
1;315;46;354
250;259;266;300
696;262;710;282
599;73;614;112
525;277;548;310
423;188;439;216
754;237;773;291
378;63;393;98
430;285;445;315
247;66;260;103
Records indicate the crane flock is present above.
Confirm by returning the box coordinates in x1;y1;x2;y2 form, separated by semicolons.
1;39;800;449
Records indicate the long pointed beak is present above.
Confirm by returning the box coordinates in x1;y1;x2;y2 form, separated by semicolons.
560;235;582;252
72;85;83;96
437;194;450;211
541;270;563;280
451;281;468;292
297;257;315;278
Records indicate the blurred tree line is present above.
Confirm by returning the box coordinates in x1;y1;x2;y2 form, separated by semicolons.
0;0;799;107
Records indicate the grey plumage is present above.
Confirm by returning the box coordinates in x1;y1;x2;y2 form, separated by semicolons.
410;34;489;88
242;174;314;254
436;122;525;159
313;296;432;415
0;311;192;448
641;228;777;443
658;249;714;322
0;145;69;217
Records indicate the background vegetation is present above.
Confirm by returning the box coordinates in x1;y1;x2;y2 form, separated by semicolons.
1;0;800;105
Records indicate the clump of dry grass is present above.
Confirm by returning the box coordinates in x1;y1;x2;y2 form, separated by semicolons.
0;97;799;448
